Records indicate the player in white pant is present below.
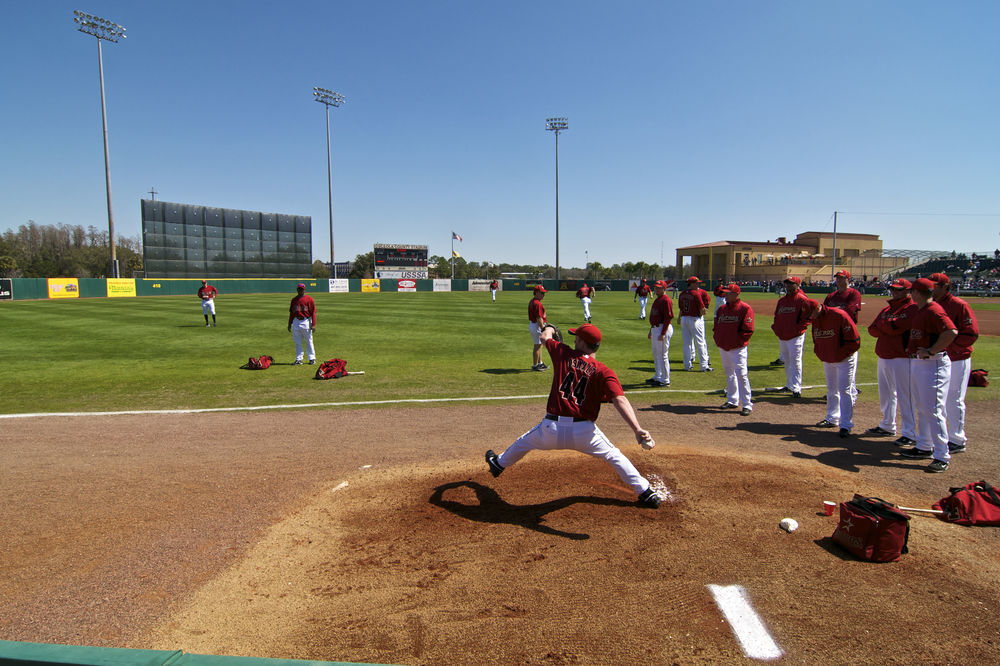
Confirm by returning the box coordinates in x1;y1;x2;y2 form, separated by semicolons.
647;281;674;386
866;278;918;442
719;347;752;411
779;334;806;394
808;300;860;437
678;276;712;371
634;279;651;320
876;357;914;438
930;272;979;454
946;358;971;449
713;284;754;415
287;283;317;365
771;276;810;396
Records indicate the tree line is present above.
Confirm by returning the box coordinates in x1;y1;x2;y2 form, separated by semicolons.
0;222;143;278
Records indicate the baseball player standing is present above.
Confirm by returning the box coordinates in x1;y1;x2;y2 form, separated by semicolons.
485;323;662;509
809;300;862;437
490;279;499;303
634;279;651;320
647;280;674;386
930;273;979;454
576;282;594;322
198;279;218;327
713;283;754;415
713;280;727;320
287;283;317;365
899;278;958;472
678;276;712;372
528;286;548;371
866;278;919;444
770;277;811;397
824;270;863;399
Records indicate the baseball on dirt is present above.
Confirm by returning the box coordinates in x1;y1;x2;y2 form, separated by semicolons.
779;517;799;532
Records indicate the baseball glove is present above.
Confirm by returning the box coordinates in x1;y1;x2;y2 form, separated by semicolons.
542;323;563;342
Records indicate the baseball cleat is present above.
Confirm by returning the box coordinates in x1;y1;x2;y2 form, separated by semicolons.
308;359;316;365
900;447;933;459
948;442;966;454
205;323;210;327
894;436;915;447
292;360;303;365
839;428;850;438
771;357;783;365
926;459;949;473
865;426;894;436
485;450;504;478
638;487;661;509
721;402;738;409
739;407;751;416
815;419;837;428
792;391;802;398
702;366;714;372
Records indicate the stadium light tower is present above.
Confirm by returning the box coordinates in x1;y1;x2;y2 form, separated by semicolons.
546;117;569;281
74;10;126;278
313;87;345;274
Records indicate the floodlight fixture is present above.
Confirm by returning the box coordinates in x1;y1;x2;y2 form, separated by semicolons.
546;117;569;133
314;86;345;269
74;10;126;42
546;117;569;280
313;87;345;108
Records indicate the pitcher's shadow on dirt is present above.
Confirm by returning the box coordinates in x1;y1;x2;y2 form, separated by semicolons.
429;480;640;541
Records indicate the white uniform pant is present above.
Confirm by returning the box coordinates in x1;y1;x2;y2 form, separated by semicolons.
498;416;650;495
910;354;951;461
778;333;805;392
201;298;215;315
719;346;752;410
491;288;497;302
823;359;854;429
681;316;710;370
291;318;315;362
581;297;592;320
651;324;673;383
847;350;859;403
876;357;914;438
945;357;971;447
638;296;648;319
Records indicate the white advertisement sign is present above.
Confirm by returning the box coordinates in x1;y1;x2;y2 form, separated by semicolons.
433;279;452;292
398;279;417;292
328;279;349;293
376;270;428;279
469;279;497;292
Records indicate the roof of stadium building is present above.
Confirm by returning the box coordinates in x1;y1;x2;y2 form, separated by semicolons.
677;240;814;250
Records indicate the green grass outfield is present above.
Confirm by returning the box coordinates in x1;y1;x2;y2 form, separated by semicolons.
1;291;996;415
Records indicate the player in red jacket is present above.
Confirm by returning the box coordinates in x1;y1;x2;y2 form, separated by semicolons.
197;279;218;327
647;280;674;386
770;277;810;397
899;278;957;472
634;279;652;319
824;270;863;400
678;276;712;372
287;283;317;365
485;323;662;508
490;279;499;303
809;300;861;437
713;283;754;415
576;282;594;322
929;273;979;454
866;278;919;444
528;286;548;371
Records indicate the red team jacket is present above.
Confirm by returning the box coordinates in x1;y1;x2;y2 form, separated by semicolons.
867;295;918;360
678;288;709;317
528;297;546;324
288;294;316;327
635;283;651;298
934;292;979;361
906;302;956;356
824;287;862;323
770;290;812;340
811;306;861;363
649;294;674;337
543;337;622;422
713;300;754;350
576;285;593;299
198;285;217;299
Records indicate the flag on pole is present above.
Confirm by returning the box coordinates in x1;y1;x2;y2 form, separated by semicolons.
452;231;463;242
452;250;461;258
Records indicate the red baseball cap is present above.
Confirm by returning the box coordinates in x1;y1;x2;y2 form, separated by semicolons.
201;279;207;284
568;323;602;345
835;270;851;279
687;276;700;283
783;276;801;285
890;278;912;289
533;285;547;293
929;272;950;286
296;283;306;289
653;280;668;289
912;278;935;293
720;283;741;295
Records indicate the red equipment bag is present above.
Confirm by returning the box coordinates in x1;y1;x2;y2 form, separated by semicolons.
932;481;1000;526
969;369;989;387
314;357;347;379
244;355;273;370
831;495;910;562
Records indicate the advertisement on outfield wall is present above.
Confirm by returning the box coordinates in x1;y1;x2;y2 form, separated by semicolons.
47;278;80;299
0;278;12;300
468;279;498;292
361;279;381;293
376;270;428;279
397;279;417;292
433;279;451;292
328;279;349;293
106;279;137;298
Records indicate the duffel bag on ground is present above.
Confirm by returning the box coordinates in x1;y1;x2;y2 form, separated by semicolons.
932;481;1000;526
832;495;910;562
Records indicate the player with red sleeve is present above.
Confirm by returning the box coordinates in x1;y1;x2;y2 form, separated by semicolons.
197;279;218;327
809;300;861;437
825;270;863;400
287;283;317;365
678;276;712;372
929;273;979;454
770;277;810;396
865;278;919;444
900;278;958;472
634;279;652;319
647;280;674;386
485;323;662;508
490;279;499;303
528;286;548;371
713;283;754;415
576;282;594;322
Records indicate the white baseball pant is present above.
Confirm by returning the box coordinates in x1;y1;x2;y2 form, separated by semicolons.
876;357;914;438
581;297;592;320
291;318;315;362
823;359;854;429
847;350;859;403
945;357;971;448
778;333;805;393
681;316;711;370
638;296;648;319
651;323;673;383
719;346;752;410
491;288;497;302
909;353;952;461
497;416;651;495
201;298;215;315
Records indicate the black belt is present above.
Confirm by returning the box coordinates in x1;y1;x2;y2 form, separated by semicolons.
545;414;589;422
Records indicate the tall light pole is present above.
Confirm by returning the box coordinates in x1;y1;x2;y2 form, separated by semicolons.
74;10;125;278
546;117;568;281
313;87;344;275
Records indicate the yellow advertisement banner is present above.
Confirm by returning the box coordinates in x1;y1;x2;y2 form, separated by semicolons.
361;279;381;293
47;278;80;299
106;278;137;298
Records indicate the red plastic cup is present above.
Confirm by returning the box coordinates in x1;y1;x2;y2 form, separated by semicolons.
823;501;836;516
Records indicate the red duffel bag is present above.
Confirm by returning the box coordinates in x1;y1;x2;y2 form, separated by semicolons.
932;481;1000;526
832;495;911;562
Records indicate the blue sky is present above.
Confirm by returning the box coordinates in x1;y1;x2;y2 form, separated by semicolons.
2;1;999;267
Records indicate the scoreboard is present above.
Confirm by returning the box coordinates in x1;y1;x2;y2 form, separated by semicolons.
373;243;429;279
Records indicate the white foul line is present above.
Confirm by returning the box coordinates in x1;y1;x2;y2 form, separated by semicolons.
707;584;783;661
